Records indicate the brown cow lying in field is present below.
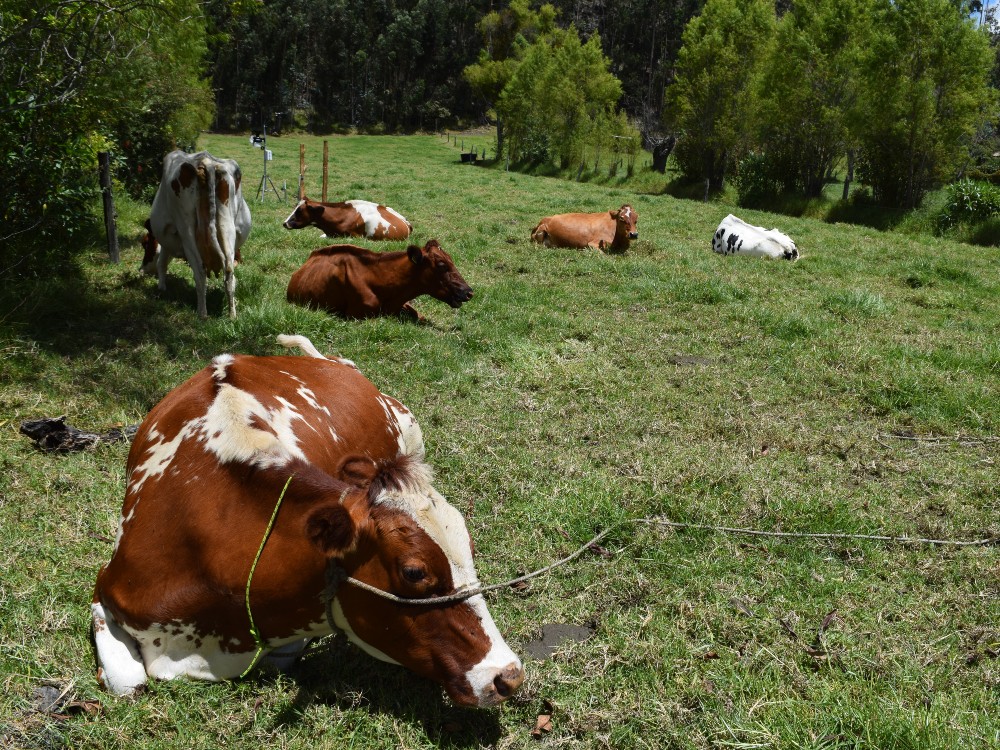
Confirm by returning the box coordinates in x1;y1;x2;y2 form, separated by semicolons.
286;240;472;321
283;198;412;240
530;204;639;252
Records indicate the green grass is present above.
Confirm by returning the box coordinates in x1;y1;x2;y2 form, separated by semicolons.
1;133;998;749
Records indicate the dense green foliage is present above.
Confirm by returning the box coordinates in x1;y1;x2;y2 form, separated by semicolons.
496;26;631;169
0;0;213;259
938;178;1000;230
664;0;776;192
666;0;994;208
854;0;995;208
753;0;872;197
207;0;486;133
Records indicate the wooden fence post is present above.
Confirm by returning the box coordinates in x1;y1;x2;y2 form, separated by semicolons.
299;144;306;200
322;141;329;203
97;152;119;264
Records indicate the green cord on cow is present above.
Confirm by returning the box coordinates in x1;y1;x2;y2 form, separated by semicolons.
240;474;295;679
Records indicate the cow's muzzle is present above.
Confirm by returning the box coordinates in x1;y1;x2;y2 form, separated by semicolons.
453;660;525;707
448;286;473;309
629;231;639;240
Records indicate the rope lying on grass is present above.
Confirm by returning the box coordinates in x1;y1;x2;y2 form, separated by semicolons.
332;516;998;606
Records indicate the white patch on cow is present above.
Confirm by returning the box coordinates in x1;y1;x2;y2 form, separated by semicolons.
296;385;321;411
381;204;409;226
91;602;148;695
212;353;234;380
283;200;306;227
329;427;342;443
200;386;308;468
346;200;393;238
128;421;197;494
377;395;423;459
463;595;523;705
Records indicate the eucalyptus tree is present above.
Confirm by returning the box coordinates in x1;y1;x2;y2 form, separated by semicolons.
663;0;775;193
854;0;994;207
753;0;875;198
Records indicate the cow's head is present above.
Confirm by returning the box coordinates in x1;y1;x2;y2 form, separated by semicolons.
139;218;160;274
406;240;473;308
304;455;523;707
612;204;639;240
283;199;325;230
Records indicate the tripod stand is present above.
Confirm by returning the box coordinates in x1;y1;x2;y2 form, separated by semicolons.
253;125;281;202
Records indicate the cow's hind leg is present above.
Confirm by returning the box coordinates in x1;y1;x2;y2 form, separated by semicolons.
224;264;237;318
91;600;147;695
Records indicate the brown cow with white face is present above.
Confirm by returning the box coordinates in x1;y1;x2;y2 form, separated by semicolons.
530;204;639;252
286;240;473;321
91;335;523;707
283;198;412;240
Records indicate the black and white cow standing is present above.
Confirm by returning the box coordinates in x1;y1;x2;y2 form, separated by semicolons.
712;214;798;261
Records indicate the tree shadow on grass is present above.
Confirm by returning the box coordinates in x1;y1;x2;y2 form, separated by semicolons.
263;641;507;747
0;244;232;410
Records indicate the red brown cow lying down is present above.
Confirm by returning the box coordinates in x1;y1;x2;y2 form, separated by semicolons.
286;240;473;321
91;334;524;706
283;198;412;240
530;204;639;252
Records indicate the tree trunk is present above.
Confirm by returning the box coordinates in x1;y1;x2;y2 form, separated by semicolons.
651;135;676;173
842;149;855;201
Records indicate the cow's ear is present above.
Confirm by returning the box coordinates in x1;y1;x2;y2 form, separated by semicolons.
610;210;620;219
407;244;424;265
305;500;359;558
308;203;324;217
337;455;378;487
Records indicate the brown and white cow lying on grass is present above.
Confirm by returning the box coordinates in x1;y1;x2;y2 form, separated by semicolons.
283;198;412;240
286;240;472;321
92;334;524;706
530;204;639;252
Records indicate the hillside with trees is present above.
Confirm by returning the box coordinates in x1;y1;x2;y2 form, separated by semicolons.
1;0;998;261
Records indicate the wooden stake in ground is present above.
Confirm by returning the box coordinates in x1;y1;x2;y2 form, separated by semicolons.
299;143;306;200
322;141;329;203
97;152;119;263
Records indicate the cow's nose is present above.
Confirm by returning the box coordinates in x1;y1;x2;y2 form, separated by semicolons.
492;661;525;700
629;231;639;239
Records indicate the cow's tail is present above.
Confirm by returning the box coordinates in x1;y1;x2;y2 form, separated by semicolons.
202;159;239;316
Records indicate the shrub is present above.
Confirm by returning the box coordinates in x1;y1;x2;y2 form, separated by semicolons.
733;152;783;207
937;179;1000;232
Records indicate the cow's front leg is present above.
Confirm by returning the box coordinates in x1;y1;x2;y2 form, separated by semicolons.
155;248;171;292
400;302;425;323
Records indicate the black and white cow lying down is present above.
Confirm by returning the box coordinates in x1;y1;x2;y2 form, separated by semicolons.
713;214;799;261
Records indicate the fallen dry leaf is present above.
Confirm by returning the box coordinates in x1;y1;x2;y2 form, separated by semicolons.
531;714;553;739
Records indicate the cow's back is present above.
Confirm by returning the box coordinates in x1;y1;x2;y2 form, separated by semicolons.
98;353;404;637
286;245;371;313
532;212;614;248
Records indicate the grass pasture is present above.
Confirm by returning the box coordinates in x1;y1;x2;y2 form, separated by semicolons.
1;133;998;749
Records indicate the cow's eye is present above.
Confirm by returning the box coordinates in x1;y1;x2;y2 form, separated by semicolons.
402;565;426;583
